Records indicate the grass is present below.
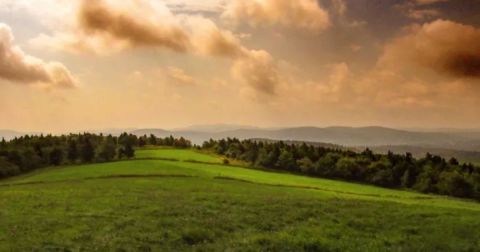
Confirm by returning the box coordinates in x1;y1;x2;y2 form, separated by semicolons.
0;148;479;251
135;147;223;163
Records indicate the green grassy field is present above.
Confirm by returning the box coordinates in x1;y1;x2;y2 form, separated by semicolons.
1;149;479;251
135;148;223;163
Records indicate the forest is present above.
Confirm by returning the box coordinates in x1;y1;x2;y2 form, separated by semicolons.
202;138;480;200
0;133;191;179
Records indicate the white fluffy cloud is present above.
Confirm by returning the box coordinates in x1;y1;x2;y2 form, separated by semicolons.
0;23;75;88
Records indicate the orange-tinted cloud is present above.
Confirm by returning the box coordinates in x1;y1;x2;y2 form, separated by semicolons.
406;9;441;20
165;67;195;85
415;0;448;5
222;0;330;32
77;0;190;52
232;50;279;95
0;23;75;88
380;19;480;79
187;17;245;58
31;0;284;95
188;17;281;95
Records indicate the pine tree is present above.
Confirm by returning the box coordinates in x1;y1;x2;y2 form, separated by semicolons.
99;136;116;161
124;142;135;159
0;138;6;148
81;138;95;162
67;140;78;162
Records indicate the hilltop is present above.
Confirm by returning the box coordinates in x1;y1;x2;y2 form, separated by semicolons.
1;148;479;251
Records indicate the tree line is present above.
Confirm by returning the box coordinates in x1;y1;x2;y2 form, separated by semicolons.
202;138;480;200
0;133;191;179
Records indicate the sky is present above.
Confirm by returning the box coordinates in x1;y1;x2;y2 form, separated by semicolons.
0;0;480;132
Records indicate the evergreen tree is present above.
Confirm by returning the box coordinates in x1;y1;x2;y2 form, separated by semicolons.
124;142;135;159
49;147;64;166
297;157;314;174
276;150;296;171
81;138;95;162
148;134;157;145
98;136;116;161
67;140;78;163
138;137;146;147
0;138;6;149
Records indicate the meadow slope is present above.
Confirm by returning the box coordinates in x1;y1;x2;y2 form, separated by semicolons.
0;148;479;251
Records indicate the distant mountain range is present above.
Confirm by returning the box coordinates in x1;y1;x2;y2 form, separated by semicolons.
171;124;260;133
2;126;480;161
365;145;480;164
128;126;480;150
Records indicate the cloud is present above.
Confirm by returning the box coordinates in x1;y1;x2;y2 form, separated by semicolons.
0;23;75;88
31;0;190;54
31;0;282;95
232;50;280;95
406;9;441;20
331;0;347;16
415;0;448;5
165;67;195;85
186;16;282;95
186;16;245;58
379;19;480;79
222;0;331;32
77;0;190;52
396;0;446;20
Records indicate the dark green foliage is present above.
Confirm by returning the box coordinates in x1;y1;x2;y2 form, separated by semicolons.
80;138;95;163
67;140;78;163
49;147;64;166
0;133;194;180
138;135;147;147
148;134;157;145
0;133;130;179
202;138;480;201
0;158;19;177
124;142;135;159
98;136;117;162
437;171;473;198
277;150;296;171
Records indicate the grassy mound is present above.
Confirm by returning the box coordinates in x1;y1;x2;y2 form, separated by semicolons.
0;149;479;251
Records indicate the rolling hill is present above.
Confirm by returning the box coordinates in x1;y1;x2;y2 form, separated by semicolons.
1;148;479;250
